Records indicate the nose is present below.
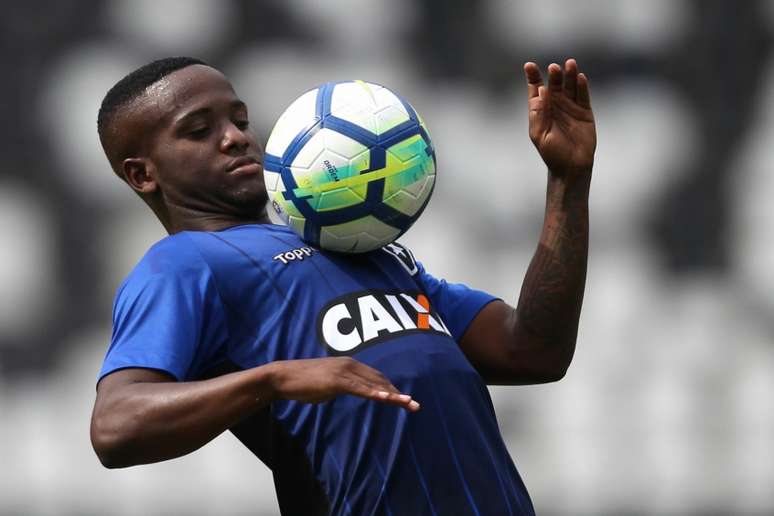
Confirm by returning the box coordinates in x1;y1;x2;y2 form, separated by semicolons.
220;122;250;154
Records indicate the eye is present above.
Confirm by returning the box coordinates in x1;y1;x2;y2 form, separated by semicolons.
187;126;210;138
235;119;250;130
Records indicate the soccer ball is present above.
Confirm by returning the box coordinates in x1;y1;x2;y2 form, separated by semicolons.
263;81;436;253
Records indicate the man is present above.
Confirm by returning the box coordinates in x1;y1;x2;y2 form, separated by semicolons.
91;56;595;515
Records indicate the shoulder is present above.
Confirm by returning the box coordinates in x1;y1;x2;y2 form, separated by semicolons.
129;232;207;278
184;223;305;264
115;232;216;303
116;224;302;297
124;224;294;276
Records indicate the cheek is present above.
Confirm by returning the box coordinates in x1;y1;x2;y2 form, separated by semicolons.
155;144;214;189
246;130;264;153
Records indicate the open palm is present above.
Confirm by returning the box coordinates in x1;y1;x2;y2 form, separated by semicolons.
525;59;596;178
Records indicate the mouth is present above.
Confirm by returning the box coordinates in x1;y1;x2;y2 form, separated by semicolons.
227;156;263;176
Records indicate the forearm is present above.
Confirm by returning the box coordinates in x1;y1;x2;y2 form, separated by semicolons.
92;356;415;468
92;366;275;468
514;171;590;369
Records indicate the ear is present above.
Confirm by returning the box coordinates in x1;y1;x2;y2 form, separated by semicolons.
122;158;158;194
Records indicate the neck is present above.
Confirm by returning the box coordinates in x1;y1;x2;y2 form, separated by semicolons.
157;204;271;235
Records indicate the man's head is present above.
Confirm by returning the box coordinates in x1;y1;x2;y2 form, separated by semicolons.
98;57;267;232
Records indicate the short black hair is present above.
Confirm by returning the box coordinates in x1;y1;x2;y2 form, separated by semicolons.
97;56;207;168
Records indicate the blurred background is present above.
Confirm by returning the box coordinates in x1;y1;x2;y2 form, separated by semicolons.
1;0;773;514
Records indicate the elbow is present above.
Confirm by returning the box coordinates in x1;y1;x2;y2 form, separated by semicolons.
94;449;127;470
95;453;124;470
521;363;568;384
529;342;575;384
492;351;572;385
90;413;138;469
90;424;123;469
538;363;569;383
542;345;575;383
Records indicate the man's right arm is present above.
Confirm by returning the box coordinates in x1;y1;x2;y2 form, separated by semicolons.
91;357;419;468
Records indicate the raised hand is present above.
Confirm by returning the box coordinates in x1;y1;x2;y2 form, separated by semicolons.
524;59;596;179
268;357;420;411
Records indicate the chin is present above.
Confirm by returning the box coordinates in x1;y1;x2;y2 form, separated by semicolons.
229;188;269;217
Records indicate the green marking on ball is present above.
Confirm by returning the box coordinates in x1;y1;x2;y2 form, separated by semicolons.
287;135;431;200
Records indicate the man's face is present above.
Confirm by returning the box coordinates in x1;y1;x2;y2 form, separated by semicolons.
138;64;267;220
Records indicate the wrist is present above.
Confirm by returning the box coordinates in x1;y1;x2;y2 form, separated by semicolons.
548;165;592;184
245;361;282;405
546;172;591;206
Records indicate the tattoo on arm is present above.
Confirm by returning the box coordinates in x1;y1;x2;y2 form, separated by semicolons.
516;179;589;351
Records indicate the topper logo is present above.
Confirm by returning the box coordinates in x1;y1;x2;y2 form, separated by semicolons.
273;246;315;265
317;291;451;355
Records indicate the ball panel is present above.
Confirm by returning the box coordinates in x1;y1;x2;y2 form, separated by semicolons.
381;133;435;217
263;171;281;193
382;175;435;216
290;149;355;190
265;88;319;158
330;82;411;136
289;130;327;169
371;83;410;113
321;129;372;161
315;187;365;211
387;133;428;163
287;215;306;237
288;151;375;201
347;149;371;178
322;216;401;240
401;172;435;199
380;135;435;203
373;104;411;135
274;194;299;218
286;130;369;202
348;183;369;203
381;189;417;215
381;148;423;191
329;82;379;134
320;216;402;253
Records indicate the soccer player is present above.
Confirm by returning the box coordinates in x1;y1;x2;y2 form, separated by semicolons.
91;57;595;515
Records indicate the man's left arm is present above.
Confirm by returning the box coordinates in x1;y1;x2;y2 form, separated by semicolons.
459;58;596;385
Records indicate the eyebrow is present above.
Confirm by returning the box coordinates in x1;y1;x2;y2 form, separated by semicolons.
173;100;248;126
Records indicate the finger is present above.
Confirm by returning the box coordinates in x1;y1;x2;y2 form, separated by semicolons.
547;63;563;93
375;390;421;412
347;361;401;393
339;369;399;397
343;380;419;411
523;62;543;100
528;85;549;141
577;72;592;109
334;366;418;411
537;84;550;114
356;374;401;395
563;58;578;101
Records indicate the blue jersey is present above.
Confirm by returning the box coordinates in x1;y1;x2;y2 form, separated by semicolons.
100;224;535;516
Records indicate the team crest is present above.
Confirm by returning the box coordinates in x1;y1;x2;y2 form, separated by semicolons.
382;242;418;276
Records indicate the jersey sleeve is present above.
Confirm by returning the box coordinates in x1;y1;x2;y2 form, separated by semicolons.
414;261;499;342
99;235;228;382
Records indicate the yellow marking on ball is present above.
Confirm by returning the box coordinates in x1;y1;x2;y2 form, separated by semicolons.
355;80;377;105
291;166;395;197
